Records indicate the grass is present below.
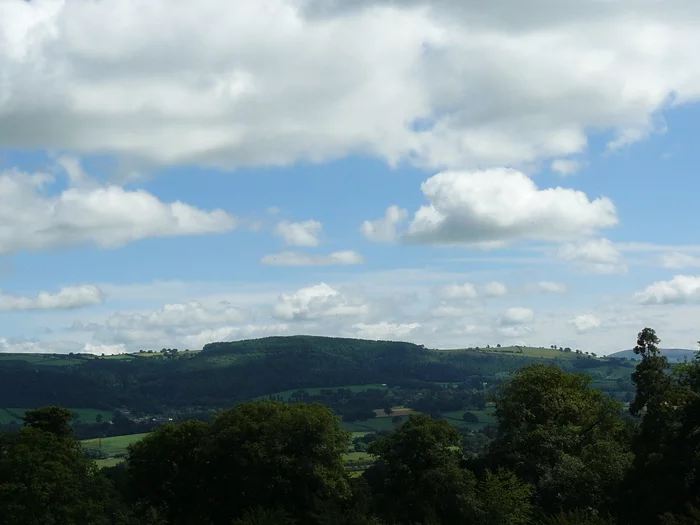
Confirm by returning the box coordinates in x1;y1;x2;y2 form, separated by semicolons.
344;452;374;463
0;354;86;366
95;458;124;469
441;409;497;431
439;346;581;360
82;433;149;456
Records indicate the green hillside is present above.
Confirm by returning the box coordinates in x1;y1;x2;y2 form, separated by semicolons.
0;335;634;442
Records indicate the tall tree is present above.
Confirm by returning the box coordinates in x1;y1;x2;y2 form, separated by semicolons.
485;364;631;515
629;327;670;416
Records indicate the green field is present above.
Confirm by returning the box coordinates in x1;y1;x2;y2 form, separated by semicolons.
451;346;581;360
0;408;114;425
441;409;497;431
94;458;124;469
82;433;149;456
342;416;400;433
0;354;86;366
344;451;374;463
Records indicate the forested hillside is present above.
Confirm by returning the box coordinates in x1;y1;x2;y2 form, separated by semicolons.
0;336;631;410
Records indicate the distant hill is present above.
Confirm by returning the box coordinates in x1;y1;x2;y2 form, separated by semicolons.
609;348;697;363
0;335;634;418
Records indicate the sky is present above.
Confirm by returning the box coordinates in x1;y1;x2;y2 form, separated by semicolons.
1;0;700;355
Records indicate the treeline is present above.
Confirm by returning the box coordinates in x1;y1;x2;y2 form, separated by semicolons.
2;328;684;524
271;380;488;422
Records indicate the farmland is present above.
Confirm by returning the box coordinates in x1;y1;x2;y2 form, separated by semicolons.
82;433;149;457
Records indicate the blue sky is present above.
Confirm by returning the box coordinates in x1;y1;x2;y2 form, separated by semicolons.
1;0;700;354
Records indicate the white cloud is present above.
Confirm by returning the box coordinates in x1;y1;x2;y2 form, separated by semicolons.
350;322;421;340
273;283;368;320
482;281;509;297
180;324;292;349
261;250;363;266
501;307;535;325
0;285;103;311
660;252;700;269
435;282;478;300
361;205;408;242
635;275;700;305
569;314;602;333
3;1;700;169
274;220;323;247
403;169;617;245
104;301;250;331
533;281;567;293
83;343;126;355
430;305;479;318
0;167;236;254
498;326;534;339
557;238;627;274
551;159;582;176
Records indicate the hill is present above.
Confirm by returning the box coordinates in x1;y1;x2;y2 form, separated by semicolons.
609;348;697;363
0;335;636;439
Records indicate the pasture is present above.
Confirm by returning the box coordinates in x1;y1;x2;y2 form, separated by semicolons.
82;433;149;456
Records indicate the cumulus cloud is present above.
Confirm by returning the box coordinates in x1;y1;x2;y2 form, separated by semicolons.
660;252;700;269
435;282;478;300
350;322;422;340
482;281;509;297
569;314;602;333
104;301;250;331
0;285;103;311
3;1;700;169
180;324;292;349
274;220;323;247
260;250;363;266
557;238;627;274
500;307;535;326
0;168;236;254
361;206;408;242
635;275;700;305
550;159;583;176
402;169;617;245
273;283;368;320
532;281;567;293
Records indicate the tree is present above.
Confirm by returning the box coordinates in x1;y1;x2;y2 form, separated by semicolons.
463;411;480;424
486;364;631;514
391;415;402;425
0;426;114;525
203;401;351;524
127;402;351;525
621;331;700;523
127;420;211;525
629;327;669;416
474;469;533;525
23;406;73;438
383;406;393;416
365;414;478;524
